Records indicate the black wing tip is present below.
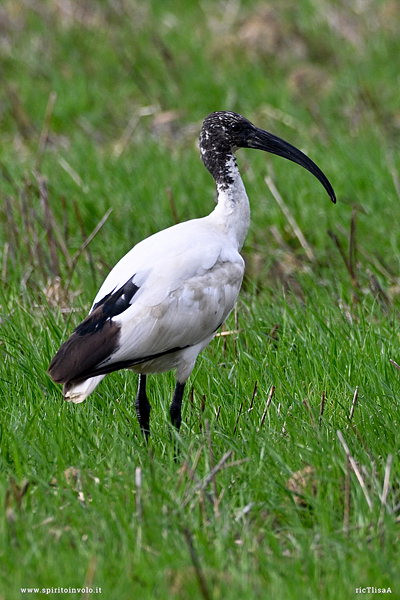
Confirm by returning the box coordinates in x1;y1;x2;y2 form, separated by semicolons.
47;319;121;386
48;361;68;385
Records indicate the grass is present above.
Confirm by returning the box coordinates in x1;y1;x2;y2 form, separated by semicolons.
1;0;400;598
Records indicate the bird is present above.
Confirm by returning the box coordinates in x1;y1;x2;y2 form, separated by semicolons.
48;111;336;439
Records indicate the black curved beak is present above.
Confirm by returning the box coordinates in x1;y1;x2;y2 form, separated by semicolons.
244;127;336;204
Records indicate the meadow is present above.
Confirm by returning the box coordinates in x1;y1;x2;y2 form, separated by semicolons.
1;1;400;598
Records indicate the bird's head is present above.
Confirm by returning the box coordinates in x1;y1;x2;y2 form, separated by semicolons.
199;111;336;203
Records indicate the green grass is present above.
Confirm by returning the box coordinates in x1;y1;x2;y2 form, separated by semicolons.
1;1;400;598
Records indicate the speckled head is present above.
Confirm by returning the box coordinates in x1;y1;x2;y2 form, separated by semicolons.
199;112;254;156
199;112;254;188
199;111;336;203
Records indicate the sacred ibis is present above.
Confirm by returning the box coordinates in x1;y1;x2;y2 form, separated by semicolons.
48;111;335;438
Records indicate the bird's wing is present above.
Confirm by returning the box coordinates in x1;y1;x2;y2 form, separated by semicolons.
48;218;244;385
108;253;244;364
91;218;224;310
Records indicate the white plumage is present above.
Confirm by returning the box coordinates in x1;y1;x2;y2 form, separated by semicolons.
49;111;335;437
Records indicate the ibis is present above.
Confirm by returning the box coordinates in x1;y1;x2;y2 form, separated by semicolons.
48;111;335;438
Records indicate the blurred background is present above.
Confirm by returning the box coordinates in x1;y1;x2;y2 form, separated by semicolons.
1;0;399;304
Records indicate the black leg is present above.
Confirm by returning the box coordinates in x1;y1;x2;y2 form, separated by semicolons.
169;381;186;431
135;374;151;440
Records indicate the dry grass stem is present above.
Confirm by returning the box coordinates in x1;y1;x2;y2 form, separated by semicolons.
266;385;276;408
36;90;57;170
319;391;326;427
380;454;393;509
182;528;212;600
4;82;36;139
303;397;315;428
327;230;352;281
61;194;69;244
191;442;205;477
9;477;30;511
72;199;97;283
113;105;157;158
214;329;241;337
166;187;180;224
357;245;397;284
135;466;143;556
347;386;359;430
344;456;351;535
199;395;206;431
18;188;35;265
181;450;233;509
221;321;227;357
268;323;279;344
80;556;98;600
386;150;400;202
378;454;393;537
45;208;73;270
205;420;219;518
349;207;359;288
224;458;250;469
58;157;89;191
258;385;276;430
64;467;86;507
390;359;400;372
233;402;243;435
367;269;391;312
265;175;315;262
249;381;257;412
329;210;363;290
337;430;373;511
234;303;239;362
189;386;194;420
3;195;21;260
176;443;194;489
65;207;113;291
36;174;60;277
180;442;214;508
135;467;143;522
260;104;305;135
2;242;9;280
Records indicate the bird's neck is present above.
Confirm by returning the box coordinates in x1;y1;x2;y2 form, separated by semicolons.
211;154;250;251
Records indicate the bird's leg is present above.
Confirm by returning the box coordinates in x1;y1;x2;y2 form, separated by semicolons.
169;381;186;431
135;374;151;440
169;381;186;461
